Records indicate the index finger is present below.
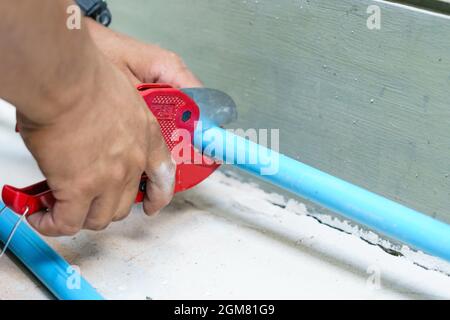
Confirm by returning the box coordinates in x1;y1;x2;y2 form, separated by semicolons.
171;68;203;88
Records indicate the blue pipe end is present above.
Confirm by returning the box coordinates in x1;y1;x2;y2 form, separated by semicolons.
0;203;104;300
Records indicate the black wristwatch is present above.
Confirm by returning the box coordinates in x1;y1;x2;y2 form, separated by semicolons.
75;0;112;27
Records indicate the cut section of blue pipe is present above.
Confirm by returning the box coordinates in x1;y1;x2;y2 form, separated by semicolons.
195;124;450;262
0;203;104;300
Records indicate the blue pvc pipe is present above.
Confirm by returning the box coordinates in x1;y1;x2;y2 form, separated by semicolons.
2;122;449;300
0;203;104;300
195;124;450;262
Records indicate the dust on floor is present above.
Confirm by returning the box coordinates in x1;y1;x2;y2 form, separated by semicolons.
0;99;449;300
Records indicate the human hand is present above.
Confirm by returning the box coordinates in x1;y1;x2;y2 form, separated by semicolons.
18;56;175;236
87;20;202;88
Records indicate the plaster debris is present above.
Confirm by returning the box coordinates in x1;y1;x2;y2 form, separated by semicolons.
153;160;176;194
189;170;450;275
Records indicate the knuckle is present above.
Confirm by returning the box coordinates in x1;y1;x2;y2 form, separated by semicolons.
72;179;96;198
53;180;91;201
56;224;81;236
151;160;176;189
85;219;110;231
111;164;127;183
165;50;184;65
162;50;189;73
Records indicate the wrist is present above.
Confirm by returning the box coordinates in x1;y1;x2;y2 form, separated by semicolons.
86;18;131;64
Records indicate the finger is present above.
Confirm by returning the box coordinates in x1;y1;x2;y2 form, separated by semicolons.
113;175;141;222
143;169;175;216
143;148;176;216
83;189;121;231
28;197;92;237
150;54;203;88
122;67;141;86
171;67;203;88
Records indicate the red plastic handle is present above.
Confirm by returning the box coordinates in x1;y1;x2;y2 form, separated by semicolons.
2;84;220;216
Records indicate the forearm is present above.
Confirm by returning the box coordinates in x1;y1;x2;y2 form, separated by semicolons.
0;0;100;125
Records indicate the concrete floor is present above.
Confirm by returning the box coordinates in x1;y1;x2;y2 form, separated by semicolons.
1;99;450;300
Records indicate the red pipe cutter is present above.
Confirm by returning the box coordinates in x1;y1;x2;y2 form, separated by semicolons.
1;84;236;216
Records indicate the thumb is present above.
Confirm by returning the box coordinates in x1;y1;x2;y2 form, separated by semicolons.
142;144;176;216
